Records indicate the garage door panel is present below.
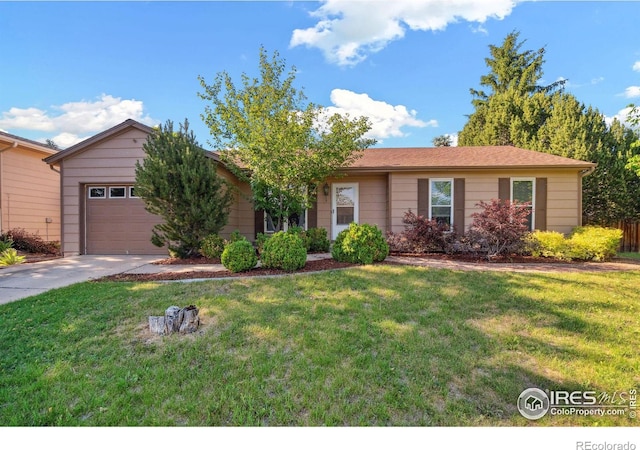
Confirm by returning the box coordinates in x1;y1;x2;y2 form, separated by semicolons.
86;186;166;255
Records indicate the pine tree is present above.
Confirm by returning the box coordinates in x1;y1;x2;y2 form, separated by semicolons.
135;119;234;258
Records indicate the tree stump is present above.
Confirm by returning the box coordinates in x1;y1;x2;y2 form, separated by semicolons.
148;305;200;335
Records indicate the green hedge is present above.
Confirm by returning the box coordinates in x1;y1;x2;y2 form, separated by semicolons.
332;223;389;264
221;240;258;272
527;226;623;261
200;234;225;259
261;231;307;271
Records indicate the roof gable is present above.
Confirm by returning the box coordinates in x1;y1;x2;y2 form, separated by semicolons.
44;119;154;164
0;131;58;156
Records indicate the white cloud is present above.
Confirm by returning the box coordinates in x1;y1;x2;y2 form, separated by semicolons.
323;88;436;141
290;0;518;66
633;61;640;72
604;106;635;127
0;94;156;147
624;86;640;98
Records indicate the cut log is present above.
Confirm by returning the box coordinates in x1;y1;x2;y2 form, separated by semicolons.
149;305;200;335
148;316;165;335
179;305;200;333
164;306;182;334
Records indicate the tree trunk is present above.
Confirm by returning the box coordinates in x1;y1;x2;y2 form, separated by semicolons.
148;305;200;335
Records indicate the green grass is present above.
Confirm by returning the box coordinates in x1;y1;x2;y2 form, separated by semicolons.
1;266;639;426
618;251;640;260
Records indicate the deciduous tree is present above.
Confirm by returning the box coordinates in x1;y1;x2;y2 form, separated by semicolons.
198;47;375;231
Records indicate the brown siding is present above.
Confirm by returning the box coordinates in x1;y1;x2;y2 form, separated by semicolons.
1;146;60;241
316;174;388;238
388;170;583;235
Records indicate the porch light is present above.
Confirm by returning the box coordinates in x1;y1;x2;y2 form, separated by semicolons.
322;182;330;197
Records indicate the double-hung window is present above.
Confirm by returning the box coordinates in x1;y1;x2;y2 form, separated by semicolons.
429;179;453;228
511;178;535;231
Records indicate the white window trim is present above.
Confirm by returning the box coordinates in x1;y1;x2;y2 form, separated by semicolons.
128;186;139;198
88;186;106;199
109;186;127;199
428;178;454;227
510;177;536;231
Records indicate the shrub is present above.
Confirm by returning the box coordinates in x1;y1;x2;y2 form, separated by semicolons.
386;211;452;253
200;234;225;259
0;248;26;266
255;232;271;256
221;240;257;273
228;230;246;244
332;223;389;264
286;226;310;251
2;228;60;255
467;199;531;258
0;237;14;253
567;226;622;261
526;230;571;260
306;227;330;253
261;231;307;271
525;226;622;261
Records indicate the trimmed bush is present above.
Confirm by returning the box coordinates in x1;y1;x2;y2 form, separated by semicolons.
200;234;225;259
255;232;271;256
306;227;330;253
261;231;307;271
228;230;246;244
332;223;389;264
526;226;622;261
526;230;571;260
2;228;60;255
221;240;257;273
568;226;622;261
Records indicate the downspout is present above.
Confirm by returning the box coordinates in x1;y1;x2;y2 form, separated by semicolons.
578;165;596;226
0;141;18;234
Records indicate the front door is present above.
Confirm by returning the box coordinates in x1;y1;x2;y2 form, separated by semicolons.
332;183;359;239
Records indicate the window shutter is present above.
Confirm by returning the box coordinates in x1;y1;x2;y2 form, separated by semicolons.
535;178;547;230
307;201;318;229
417;178;429;217
453;178;465;232
498;178;510;202
254;209;264;238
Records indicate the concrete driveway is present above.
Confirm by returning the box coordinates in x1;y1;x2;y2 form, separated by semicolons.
0;255;161;305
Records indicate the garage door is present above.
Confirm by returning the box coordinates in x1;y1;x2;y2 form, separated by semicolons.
85;185;166;255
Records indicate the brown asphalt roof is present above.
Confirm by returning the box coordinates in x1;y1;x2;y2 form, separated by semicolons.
346;146;595;171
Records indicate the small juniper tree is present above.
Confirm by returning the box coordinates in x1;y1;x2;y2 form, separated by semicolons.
135;119;234;258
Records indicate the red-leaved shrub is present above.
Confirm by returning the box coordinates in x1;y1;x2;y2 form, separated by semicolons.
467;199;531;258
386;210;453;253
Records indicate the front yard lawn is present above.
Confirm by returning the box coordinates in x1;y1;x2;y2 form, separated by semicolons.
1;265;638;426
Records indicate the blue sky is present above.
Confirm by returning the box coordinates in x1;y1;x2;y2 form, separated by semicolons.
1;1;639;150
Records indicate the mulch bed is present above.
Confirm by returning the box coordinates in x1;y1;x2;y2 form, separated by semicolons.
154;256;222;265
388;252;579;264
99;258;355;282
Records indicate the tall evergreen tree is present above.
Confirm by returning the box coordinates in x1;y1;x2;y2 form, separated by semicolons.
459;31;640;225
135;119;234;258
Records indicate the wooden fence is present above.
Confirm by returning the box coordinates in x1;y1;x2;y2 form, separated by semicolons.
616;221;640;253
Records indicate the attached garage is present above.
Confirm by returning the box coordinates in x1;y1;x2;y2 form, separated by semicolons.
45;120;169;256
84;185;164;255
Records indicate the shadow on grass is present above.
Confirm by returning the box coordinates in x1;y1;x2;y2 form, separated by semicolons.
0;265;638;426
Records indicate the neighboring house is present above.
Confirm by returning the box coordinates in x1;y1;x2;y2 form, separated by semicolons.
0;131;60;242
46;119;595;256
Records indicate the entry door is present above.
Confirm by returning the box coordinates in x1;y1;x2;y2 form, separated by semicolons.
332;183;359;239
